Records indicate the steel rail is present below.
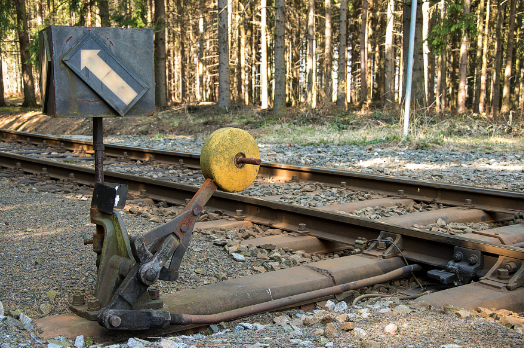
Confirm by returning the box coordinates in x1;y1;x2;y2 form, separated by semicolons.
1;151;523;265
0;129;523;215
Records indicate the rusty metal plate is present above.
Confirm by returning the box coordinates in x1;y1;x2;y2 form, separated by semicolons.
38;26;154;117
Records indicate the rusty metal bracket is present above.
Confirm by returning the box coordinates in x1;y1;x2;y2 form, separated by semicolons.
363;231;403;259
480;256;524;291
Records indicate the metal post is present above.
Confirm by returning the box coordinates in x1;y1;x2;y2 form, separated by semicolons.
403;0;418;138
93;117;104;184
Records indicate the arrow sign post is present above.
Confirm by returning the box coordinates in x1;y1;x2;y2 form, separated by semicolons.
62;32;149;116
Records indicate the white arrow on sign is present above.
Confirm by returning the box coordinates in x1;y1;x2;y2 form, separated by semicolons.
81;50;138;106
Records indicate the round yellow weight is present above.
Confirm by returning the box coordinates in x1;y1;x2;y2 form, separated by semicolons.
200;128;260;192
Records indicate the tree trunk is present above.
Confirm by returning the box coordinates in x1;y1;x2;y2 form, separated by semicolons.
240;7;246;104
473;0;485;113
197;0;205;102
422;0;430;105
99;0;110;26
0;41;6;107
246;3;253;105
492;1;506;118
457;0;470;113
261;0;268;109
336;0;347;108
217;0;230;110
307;0;316;107
384;0;394;106
501;0;516;113
274;0;286;114
360;0;368;106
14;0;37;108
324;0;332;102
154;0;167;107
479;0;490;113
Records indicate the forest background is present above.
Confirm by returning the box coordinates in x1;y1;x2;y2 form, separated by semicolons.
0;0;523;149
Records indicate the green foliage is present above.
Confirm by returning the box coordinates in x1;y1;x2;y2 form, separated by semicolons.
0;0;15;35
428;0;478;54
112;0;149;28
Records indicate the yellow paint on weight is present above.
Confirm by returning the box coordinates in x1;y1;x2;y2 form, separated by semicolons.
200;128;260;192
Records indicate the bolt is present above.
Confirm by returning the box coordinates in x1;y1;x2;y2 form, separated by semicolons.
298;223;306;231
179;159;185;165
291;175;298;181
149;155;155;161
453;252;463;262
71;292;85;306
148;288;160;300
193;208;200;216
87;299;100;311
341;182;346;187
468;254;479;265
69;173;75;179
505;262;518;273
377;241;387;250
236;210;243;216
145;268;157;281
42;168;47;173
497;268;510;280
83;239;93;245
464;199;474;208
180;224;188;232
236;157;262;166
109;315;121;328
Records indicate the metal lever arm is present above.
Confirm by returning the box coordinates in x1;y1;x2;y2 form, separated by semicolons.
97;235;179;329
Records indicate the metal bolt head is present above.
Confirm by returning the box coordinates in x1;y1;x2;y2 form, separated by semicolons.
453;252;463;262
179;159;184;164
87;299;100;311
180;224;188;232
292;175;298;181
71;292;85;306
377;241;387;251
109;315;121;328
398;190;404;195
298;223;306;231
42;168;48;173
465;199;472;205
341;182;346;187
468;254;479;265
236;210;243;216
505;262;518;273
497;268;510;280
193;208;200;216
145;268;157;281
148;288;160;300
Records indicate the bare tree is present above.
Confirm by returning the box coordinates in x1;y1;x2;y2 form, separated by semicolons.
218;0;230;110
154;0;167;107
360;0;368;107
261;0;268;109
99;0;110;26
307;0;316;107
384;0;394;106
324;0;332;102
478;0;490;113
457;0;470;113
492;1;506;117
501;0;516;113
274;0;286;114
336;0;347;108
14;0;37;107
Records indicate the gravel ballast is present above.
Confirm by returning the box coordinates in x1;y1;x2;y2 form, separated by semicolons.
1;134;524;347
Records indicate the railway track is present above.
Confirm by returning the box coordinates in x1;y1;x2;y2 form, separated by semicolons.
1;129;524;343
